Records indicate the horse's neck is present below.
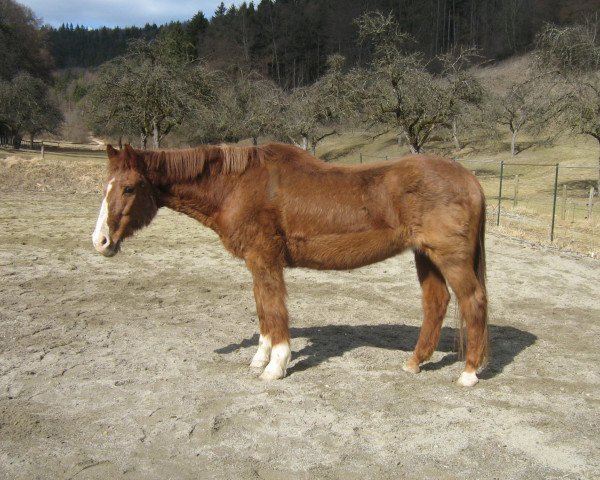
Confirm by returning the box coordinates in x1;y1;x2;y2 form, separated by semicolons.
144;145;256;231
155;176;224;231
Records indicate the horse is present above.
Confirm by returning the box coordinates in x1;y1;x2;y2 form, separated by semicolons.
92;143;488;387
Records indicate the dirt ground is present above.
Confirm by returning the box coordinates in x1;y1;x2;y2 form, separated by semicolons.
1;154;599;479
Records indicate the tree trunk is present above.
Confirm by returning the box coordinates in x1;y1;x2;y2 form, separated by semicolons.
452;118;461;150
511;129;518;156
302;135;309;151
30;133;34;149
118;136;123;150
597;137;600;196
404;130;421;154
152;121;159;149
141;133;148;150
252;136;258;146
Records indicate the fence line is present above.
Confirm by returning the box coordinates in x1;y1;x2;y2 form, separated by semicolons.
359;153;388;163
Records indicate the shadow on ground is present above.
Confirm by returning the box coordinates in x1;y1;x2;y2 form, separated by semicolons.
215;324;536;379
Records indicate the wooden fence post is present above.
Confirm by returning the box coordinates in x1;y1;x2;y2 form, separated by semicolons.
497;161;504;226
550;163;559;242
589;187;595;221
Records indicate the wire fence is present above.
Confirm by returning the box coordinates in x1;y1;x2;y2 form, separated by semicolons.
460;159;598;253
359;153;599;255
0;140;106;157
359;153;390;163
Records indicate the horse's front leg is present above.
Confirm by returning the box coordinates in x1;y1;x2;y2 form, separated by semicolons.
246;255;291;380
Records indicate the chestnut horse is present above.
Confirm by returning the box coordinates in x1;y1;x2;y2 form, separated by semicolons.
93;143;488;386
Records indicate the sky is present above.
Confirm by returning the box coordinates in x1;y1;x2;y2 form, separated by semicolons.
18;0;239;28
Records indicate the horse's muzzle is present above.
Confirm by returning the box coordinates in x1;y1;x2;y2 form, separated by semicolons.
93;234;119;257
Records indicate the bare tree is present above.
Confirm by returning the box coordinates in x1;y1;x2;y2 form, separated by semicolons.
354;11;456;154
535;21;600;191
220;72;284;145
439;47;485;150
0;72;63;148
283;54;355;155
489;75;558;156
535;22;600;74
86;36;213;149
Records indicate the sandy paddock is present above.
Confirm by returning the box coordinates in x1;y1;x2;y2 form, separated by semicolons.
0;155;599;479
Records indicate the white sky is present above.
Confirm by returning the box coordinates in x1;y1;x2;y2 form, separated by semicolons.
18;0;240;28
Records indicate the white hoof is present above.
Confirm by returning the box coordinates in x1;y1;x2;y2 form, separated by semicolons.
402;359;421;374
250;357;269;369
457;371;479;387
259;364;286;380
250;334;271;369
259;343;290;381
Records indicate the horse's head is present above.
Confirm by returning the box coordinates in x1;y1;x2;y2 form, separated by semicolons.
92;144;158;257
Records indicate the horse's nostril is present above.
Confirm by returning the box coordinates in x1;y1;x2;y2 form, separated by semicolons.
101;236;108;246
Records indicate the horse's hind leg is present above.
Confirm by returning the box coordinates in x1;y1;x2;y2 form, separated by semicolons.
438;260;488;387
403;251;450;374
246;255;291;380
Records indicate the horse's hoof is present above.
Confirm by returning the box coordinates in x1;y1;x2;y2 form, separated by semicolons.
259;365;286;380
250;357;269;369
457;371;479;387
402;359;420;374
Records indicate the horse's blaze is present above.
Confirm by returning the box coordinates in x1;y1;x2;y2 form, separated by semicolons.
92;179;114;255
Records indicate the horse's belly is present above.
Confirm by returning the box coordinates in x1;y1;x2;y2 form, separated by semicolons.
286;228;410;270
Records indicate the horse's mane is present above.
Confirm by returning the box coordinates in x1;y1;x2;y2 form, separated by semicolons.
141;144;265;182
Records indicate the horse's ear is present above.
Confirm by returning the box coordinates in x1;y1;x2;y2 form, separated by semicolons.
107;144;122;172
123;144;144;172
107;144;118;158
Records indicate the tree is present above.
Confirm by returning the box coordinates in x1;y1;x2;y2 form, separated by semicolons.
354;11;456;154
186;11;209;57
0;72;63;148
489;75;558;156
223;72;284;145
0;0;53;81
535;21;600;192
438;47;485;150
86;37;213;148
535;22;600;74
284;54;355;154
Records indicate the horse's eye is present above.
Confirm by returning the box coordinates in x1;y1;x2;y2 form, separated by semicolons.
123;186;135;195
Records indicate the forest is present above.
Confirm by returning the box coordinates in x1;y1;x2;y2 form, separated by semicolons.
2;0;600;191
46;0;600;86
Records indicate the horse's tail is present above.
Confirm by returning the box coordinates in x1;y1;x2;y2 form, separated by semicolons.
457;190;489;367
475;194;487;298
474;193;489;366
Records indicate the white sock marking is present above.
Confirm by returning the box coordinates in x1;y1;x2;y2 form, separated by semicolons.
259;342;291;380
457;371;479;387
250;334;272;368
